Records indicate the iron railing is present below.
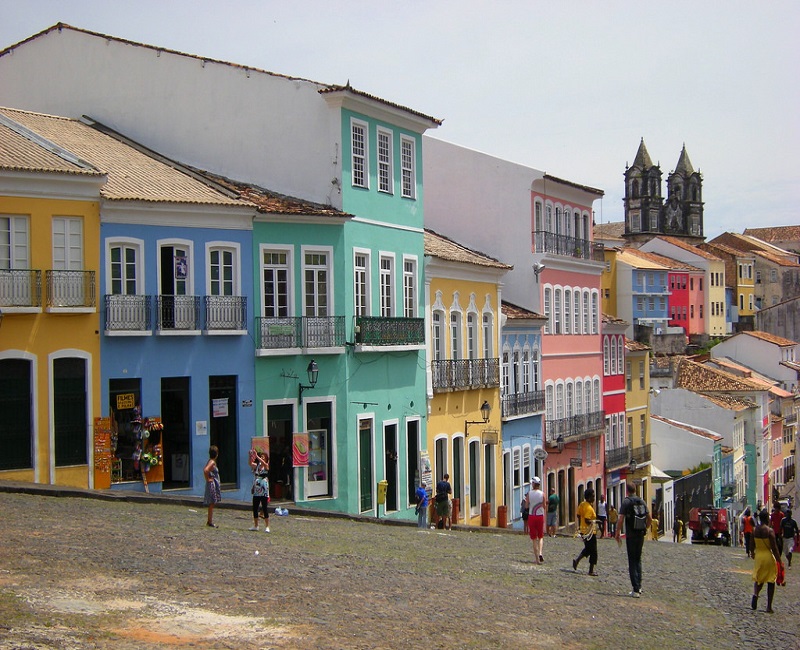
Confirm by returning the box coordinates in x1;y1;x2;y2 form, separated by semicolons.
157;295;200;331
630;443;652;465
501;390;545;417
533;231;605;262
605;446;631;470
0;269;42;307
355;316;425;345
431;358;500;392
545;410;605;446
46;270;95;308
256;316;346;350
105;294;151;331
204;295;247;331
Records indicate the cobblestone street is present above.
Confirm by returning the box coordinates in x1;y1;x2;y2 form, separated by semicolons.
1;488;799;649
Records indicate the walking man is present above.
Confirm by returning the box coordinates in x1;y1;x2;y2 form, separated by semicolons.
435;473;452;530
546;486;560;537
526;477;546;564
616;482;651;597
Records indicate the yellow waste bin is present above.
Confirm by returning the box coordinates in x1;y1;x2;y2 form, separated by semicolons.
377;480;389;505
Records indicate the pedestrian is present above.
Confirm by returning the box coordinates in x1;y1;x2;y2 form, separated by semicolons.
572;488;598;576
779;509;799;568
607;504;618;537
597;495;608;538
435;473;452;530
203;445;221;528
547;486;560;537
751;508;783;613
771;502;785;556
741;508;755;559
527;477;546;564
616;482;651;597
248;449;270;533
521;490;530;534
415;481;429;529
672;516;682;543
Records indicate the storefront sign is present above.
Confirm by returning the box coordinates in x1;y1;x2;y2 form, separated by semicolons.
570;457;583;468
116;393;136;410
212;398;228;417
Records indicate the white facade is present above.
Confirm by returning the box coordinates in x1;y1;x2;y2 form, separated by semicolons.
650;415;721;472
711;332;799;393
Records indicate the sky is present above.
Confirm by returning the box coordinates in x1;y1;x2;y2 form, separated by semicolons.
1;1;798;239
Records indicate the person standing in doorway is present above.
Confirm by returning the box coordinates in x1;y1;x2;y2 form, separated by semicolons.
546;486;560;537
249;450;270;533
435;473;452;530
572;489;598;576
616;482;651;597
597;495;608;538
527;477;546;564
203;445;221;528
415;482;429;529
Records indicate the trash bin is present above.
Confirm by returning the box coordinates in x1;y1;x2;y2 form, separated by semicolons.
497;505;507;528
377;480;389;505
451;498;460;525
481;502;491;527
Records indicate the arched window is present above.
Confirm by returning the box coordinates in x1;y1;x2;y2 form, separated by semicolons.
591;292;599;334
573;290;580;334
575;381;583;416
544;287;552;334
632;179;639;198
522;347;531;393
583;290;590;334
556;383;564;419
532;348;540;390
566;382;574;418
584;380;592;414
450;310;462;360
603;338;610;375
554;288;562;334
617;337;625;374
564;289;571;334
432;310;445;361
593;379;601;412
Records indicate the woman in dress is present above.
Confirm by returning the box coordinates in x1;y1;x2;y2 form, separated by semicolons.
203;445;221;528
751;508;782;612
573;489;598;576
249;450;270;533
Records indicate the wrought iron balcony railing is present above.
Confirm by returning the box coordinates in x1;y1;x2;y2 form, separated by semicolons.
545;410;605;446
501;390;545;417
46;270;95;308
105;294;152;332
204;295;247;331
432;358;500;392
533;231;605;262
355;316;424;346
157;295;200;331
605;446;631;470
630;443;652;465
256;316;346;350
0;269;42;307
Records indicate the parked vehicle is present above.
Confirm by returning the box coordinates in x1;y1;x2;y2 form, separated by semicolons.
688;507;730;546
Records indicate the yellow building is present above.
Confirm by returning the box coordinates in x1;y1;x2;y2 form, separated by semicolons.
1;116;105;487
624;339;654;505
424;230;511;526
601;247;619;318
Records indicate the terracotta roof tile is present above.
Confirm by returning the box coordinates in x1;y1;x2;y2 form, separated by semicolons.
424;229;512;270
655;236;723;261
744;226;800;244
594;221;625;241
651;414;723;441
696;392;756;411
502;300;545;320
620;247;702;271
625;338;651;352
743;330;797;347
675;357;766;392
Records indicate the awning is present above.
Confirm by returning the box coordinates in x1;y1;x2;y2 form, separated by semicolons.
649;465;672;480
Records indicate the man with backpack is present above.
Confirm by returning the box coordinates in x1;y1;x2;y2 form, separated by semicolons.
616;482;652;598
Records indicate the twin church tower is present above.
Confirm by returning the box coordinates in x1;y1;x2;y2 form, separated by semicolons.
623;138;704;245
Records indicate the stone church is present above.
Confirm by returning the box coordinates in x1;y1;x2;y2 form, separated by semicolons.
623;139;704;246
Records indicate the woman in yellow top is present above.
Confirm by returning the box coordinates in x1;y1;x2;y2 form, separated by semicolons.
572;488;598;576
751;508;783;613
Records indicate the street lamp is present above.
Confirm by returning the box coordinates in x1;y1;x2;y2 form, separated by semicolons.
298;360;319;405
464;400;492;436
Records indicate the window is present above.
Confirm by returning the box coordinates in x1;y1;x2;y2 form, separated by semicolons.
432;310;444;361
354;251;370;316
351;120;368;188
450;311;462;359
564;289;571;334
466;312;477;359
0;215;29;269
573;291;580;334
575;382;583;415
640;414;646;447
402;258;417;317
482;310;494;358
583;291;590;333
584;380;591;414
377;128;393;194
522;348;531;392
626;361;632;391
502;350;510;393
303;250;330;317
639;361;645;389
532;349;540;390
209;246;236;296
603;338;610;375
543;287;551;333
593;379;600;411
52;217;83;271
591;293;599;334
554;288;562;334
513;349;521;394
379;255;394;317
617;338;624;374
513;448;521;488
556;383;564;419
262;248;290;317
400;136;416;199
566;382;574;417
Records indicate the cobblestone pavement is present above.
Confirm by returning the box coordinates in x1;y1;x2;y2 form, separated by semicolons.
0;488;799;649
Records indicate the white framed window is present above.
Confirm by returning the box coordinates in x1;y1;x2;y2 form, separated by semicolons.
1;215;30;269
522;347;531;392
604;338;610;375
401;136;416;199
513;348;521;394
303;248;331;317
52;217;83;271
617;337;624;375
532;348;540;390
402;256;417;317
545;384;554;422
513;448;521;488
543;287;552;334
450;310;463;359
556;383;564;419
591;292;599;334
566;381;574;418
158;239;193;297
573;290;580;334
593;379;600;412
108;238;143;295
261;246;292;317
584;380;591;414
583;291;590;334
502;349;510;394
564;289;571;334
351;119;368;189
379;254;395;317
377;128;393;194
467;311;478;359
554;288;562;334
482;309;494;358
354;249;370;316
432;309;445;361
208;243;239;296
534;201;543;232
575;381;583;415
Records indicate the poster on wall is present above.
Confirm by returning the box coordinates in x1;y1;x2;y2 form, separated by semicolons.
93;417;113;490
292;432;309;468
419;450;432;496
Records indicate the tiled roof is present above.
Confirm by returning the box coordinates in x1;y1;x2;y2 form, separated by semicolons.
743;226;800;244
710;233;799;266
700;241;754;259
696;392;756;411
602;313;628;326
594;221;625;241
319;84;441;127
502;301;545;320
655;236;723;261
625;338;651;352
621;247;702;272
424;229;512;270
743;330;797;347
675;357;766;392
0;107;250;207
651;354;684;369
542;173;604;197
616;248;669;270
651;414;723;441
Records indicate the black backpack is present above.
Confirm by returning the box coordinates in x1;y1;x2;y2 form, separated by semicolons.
628;497;648;531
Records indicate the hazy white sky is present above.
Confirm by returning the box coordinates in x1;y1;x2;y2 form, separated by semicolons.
2;1;798;238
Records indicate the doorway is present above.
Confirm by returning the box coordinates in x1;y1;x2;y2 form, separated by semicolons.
383;422;398;512
161;377;190;488
359;418;373;513
306;401;332;498
209;375;237;486
266;403;294;500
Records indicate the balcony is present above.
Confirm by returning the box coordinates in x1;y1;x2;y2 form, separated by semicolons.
432;358;500;392
533;231;605;262
157;295;201;332
256;316;346;351
45;270;95;310
355;316;424;347
630;443;652;466
501;390;545;418
204;295;247;332
605;446;631;470
105;294;152;333
545;410;605;446
0;269;42;310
